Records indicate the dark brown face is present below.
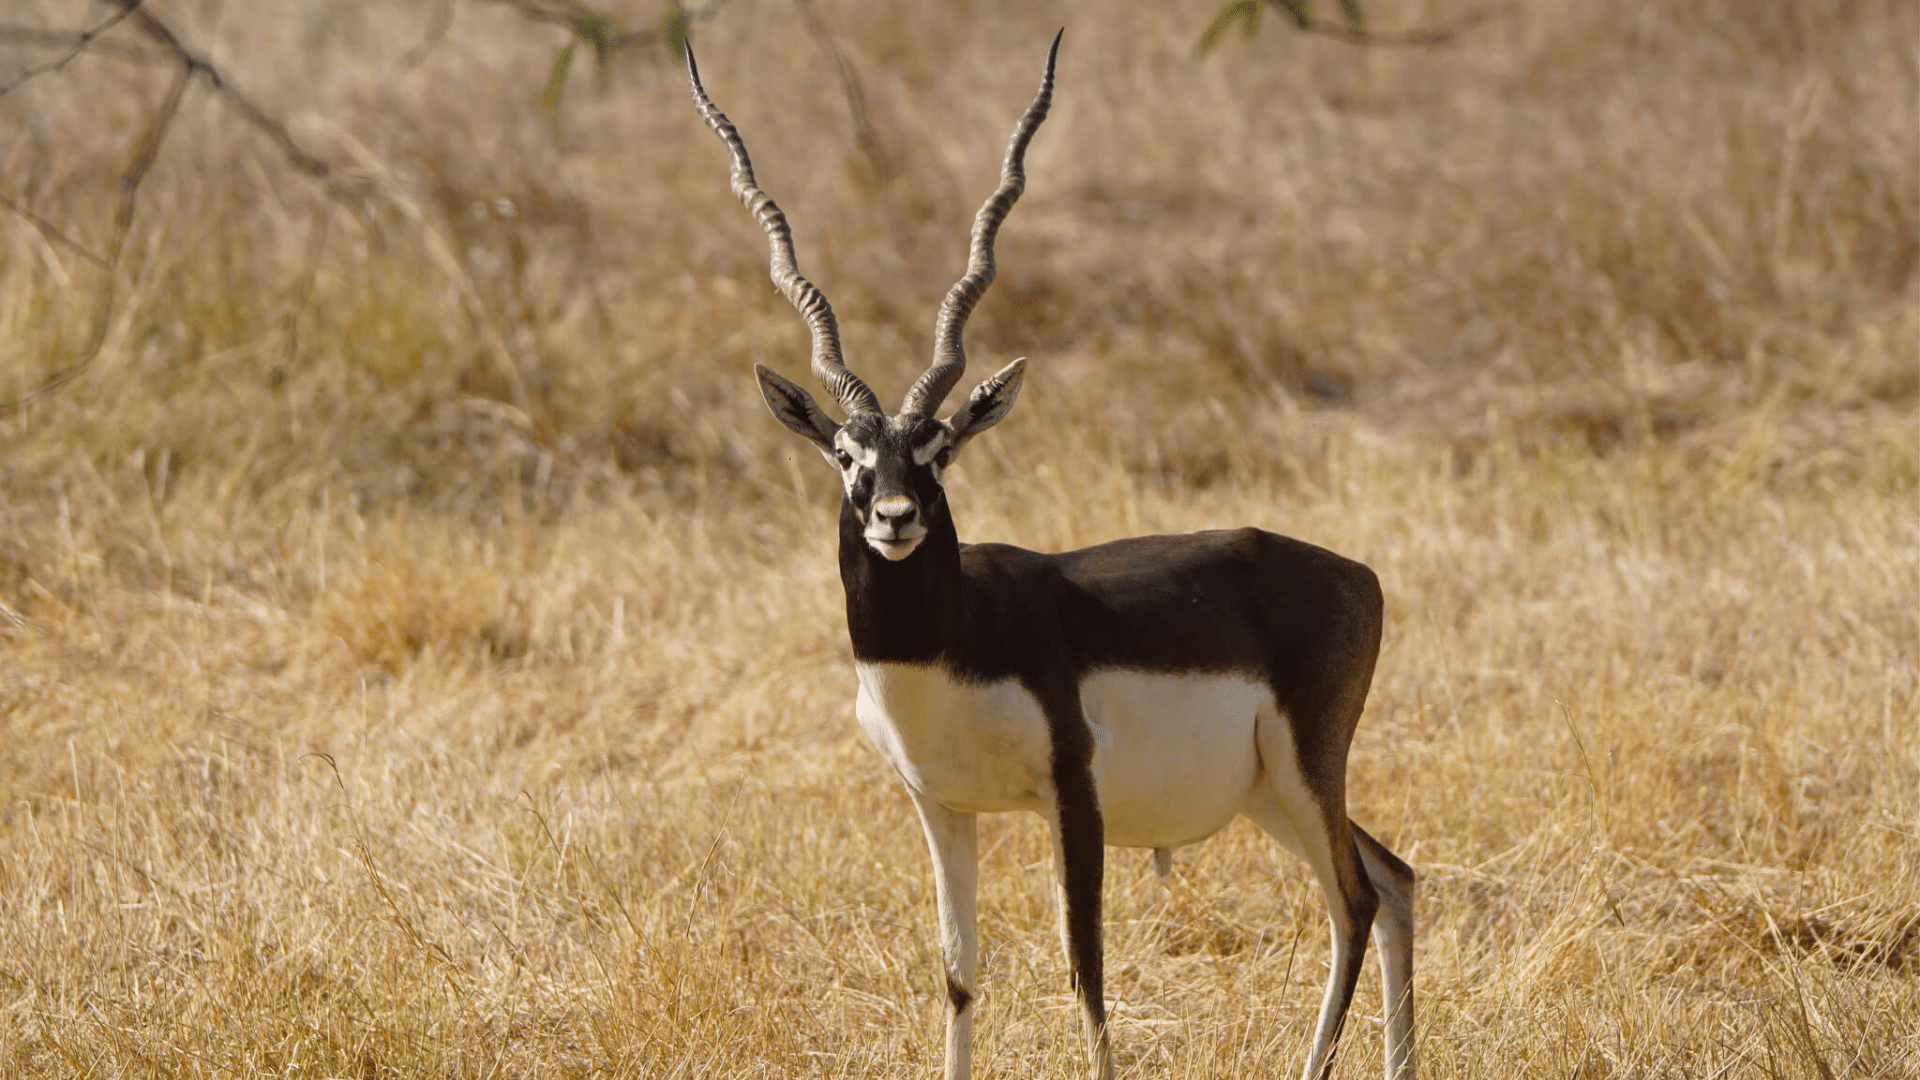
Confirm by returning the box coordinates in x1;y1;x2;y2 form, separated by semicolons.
753;357;1028;561
701;26;1052;567
831;412;956;562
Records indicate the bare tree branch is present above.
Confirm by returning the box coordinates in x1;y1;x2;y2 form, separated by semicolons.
0;192;110;268
4;0;751;414
0;24;172;65
0;2;365;414
116;2;334;180
0;0;143;97
0;60;189;416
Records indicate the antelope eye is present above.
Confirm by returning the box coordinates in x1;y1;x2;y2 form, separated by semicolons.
834;449;854;468
933;447;955;469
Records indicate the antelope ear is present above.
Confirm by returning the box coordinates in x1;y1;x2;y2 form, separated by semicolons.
947;358;1026;450
755;364;840;452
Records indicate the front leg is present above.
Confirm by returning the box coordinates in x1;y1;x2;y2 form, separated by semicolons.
909;791;979;1080
1045;695;1112;1080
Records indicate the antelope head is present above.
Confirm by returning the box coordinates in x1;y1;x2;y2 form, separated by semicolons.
686;32;1060;562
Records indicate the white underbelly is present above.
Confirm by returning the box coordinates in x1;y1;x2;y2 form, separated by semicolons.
1080;670;1267;847
853;662;1269;845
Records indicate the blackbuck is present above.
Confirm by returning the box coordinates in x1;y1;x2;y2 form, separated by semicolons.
686;31;1415;1080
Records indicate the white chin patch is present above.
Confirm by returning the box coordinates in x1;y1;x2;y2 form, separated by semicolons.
866;534;925;561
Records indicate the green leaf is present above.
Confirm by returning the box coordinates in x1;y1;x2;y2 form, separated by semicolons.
574;13;620;71
1195;0;1262;57
1338;0;1366;33
656;2;690;63
1283;0;1313;31
540;41;575;113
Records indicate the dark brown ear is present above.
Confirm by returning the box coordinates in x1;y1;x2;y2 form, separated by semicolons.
755;364;840;452
947;358;1026;451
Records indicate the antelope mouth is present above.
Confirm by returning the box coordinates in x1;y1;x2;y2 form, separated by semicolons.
865;531;927;561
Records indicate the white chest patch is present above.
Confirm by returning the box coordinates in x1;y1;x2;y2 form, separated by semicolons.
853;663;1281;848
854;662;1053;813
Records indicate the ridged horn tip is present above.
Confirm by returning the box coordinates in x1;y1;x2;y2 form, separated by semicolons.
902;31;1061;418
686;39;881;418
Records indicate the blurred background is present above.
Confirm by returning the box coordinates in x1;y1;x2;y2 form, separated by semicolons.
4;0;1911;509
1;2;1915;1076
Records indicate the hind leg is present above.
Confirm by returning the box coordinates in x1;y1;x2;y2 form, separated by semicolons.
1244;719;1379;1080
1354;823;1416;1080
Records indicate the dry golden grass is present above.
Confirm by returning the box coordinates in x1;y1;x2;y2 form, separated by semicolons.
2;0;1916;1075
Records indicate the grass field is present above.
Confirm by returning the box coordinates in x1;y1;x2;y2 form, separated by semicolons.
2;0;1916;1075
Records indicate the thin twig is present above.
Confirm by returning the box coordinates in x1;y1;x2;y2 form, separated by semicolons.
0;2;362;415
398;0;458;70
119;2;333;179
485;0;591;31
283;208;332;363
329;129;530;415
0;23;165;61
0;0;143;97
792;0;892;185
0;192;110;268
0;60;190;417
4;7;357;187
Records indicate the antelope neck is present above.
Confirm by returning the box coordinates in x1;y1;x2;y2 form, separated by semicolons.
839;494;965;665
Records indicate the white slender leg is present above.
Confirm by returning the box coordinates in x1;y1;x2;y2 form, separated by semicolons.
1241;771;1378;1080
1356;826;1417;1080
909;791;979;1080
1246;805;1375;1079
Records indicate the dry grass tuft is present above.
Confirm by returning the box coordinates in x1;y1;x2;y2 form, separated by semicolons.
2;0;1916;1076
